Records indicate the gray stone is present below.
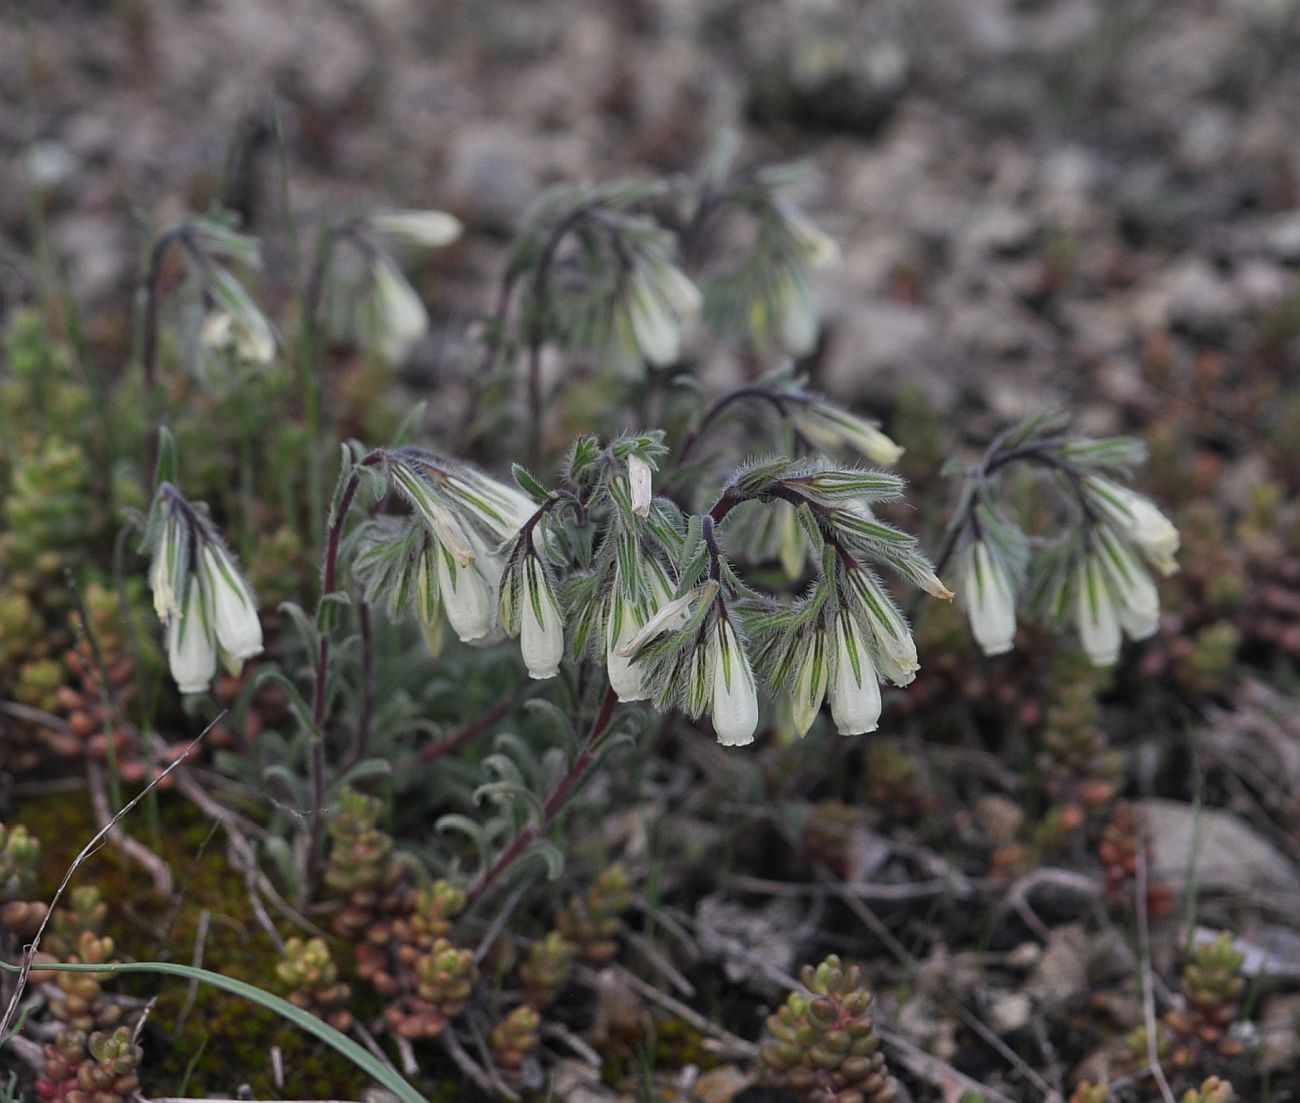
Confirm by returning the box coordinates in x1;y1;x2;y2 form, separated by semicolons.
1140;798;1300;896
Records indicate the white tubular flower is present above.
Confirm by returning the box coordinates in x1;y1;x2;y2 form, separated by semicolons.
167;579;217;694
606;591;649;702
792;404;904;466
201;543;263;671
369;210;463;248
628;455;653;518
845;569;918;687
1074;555;1121;667
627;272;682;367
1085;477;1180;576
370;255;428;365
391;463;476;566
618;583;712;657
961;541;1016;656
445;471;536;542
828;614;882;736
1097;531;1160;642
519;557;564;680
709;617;759;747
780;202;841;269
415;546;445;658
775;269;818;356
149;515;186;624
436;547;494;642
790;629;828;738
654;261;703;319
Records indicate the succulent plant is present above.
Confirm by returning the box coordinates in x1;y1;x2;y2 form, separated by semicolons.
277;936;354;1031
519;929;575;1009
556;864;631;964
761;955;896;1103
490;1004;541;1076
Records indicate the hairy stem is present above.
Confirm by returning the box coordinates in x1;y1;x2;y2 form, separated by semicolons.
467;685;619;906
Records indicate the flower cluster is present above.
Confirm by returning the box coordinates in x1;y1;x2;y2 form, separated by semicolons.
166;218;277;380
143;482;263;694
947;413;1181;667
324;208;462;365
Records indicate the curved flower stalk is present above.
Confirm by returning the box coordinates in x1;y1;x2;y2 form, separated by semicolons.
360;449;530;648
142;215;276;387
316;209;462;366
695;166;841;357
618;456;948;744
942;410;1179;668
143;482;263;694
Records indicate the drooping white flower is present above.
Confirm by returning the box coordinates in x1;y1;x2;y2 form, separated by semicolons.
791;403;904;466
519;557;564;680
828;614;881;735
653;260;703;319
1096;530;1160;642
779;201;841;270
369;210;463;248
961;540;1016;656
790;629;828;738
149;513;186;625
627;271;682;367
369;255;428;365
628;455;653;518
1074;555;1122;667
201;543;263;672
390;462;477;566
775;268;818;357
1085;476;1180;576
618;582;713;657
444;470;536;543
844;568;918;687
606;592;650;702
167;579;217;694
709;616;759;747
436;546;494;642
414;545;445;658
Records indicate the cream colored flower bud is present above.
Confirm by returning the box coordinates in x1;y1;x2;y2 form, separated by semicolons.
167;580;217;694
1075;556;1121;667
369;210;463;248
962;541;1016;656
709;617;758;747
628;455;653;518
519;558;564;680
437;549;494;643
370;256;428;365
201;543;263;670
828;615;881;735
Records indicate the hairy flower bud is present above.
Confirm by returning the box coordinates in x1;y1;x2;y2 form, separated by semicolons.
627;454;653;518
790;629;828;738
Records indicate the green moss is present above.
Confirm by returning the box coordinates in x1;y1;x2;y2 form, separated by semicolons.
15;793;369;1098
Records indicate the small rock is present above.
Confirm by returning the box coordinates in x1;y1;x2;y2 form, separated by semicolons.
1026;924;1088;1004
695;895;800;997
988;990;1032;1035
691;1065;755;1103
1259;992;1300;1073
974;794;1025;846
1141;798;1300;896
